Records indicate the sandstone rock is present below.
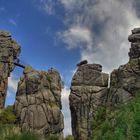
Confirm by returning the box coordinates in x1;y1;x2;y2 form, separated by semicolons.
128;43;140;59
14;66;64;139
128;33;140;43
0;31;20;109
70;28;140;140
128;31;140;60
132;28;140;34
108;28;140;106
70;64;109;140
71;64;106;86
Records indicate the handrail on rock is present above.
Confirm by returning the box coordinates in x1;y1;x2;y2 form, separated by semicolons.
0;60;25;69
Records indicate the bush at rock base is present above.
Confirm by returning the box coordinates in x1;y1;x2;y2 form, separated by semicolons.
65;135;74;140
0;106;16;125
0;124;39;140
91;92;140;140
0;124;60;140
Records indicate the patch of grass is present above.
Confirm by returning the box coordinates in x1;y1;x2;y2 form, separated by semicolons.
18;131;40;140
0;124;40;140
91;92;140;140
45;134;59;140
65;135;74;140
0;106;16;125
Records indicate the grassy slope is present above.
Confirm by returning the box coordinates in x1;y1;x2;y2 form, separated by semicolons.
91;93;140;140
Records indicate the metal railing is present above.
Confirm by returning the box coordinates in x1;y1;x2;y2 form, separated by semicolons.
0;59;25;68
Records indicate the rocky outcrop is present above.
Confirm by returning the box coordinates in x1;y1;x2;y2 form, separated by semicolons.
14;66;64;139
108;28;140;106
70;28;140;139
70;63;109;140
0;31;20;109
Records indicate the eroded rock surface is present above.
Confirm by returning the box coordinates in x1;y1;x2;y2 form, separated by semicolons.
0;31;20;109
70;63;109;140
14;66;64;139
108;28;140;106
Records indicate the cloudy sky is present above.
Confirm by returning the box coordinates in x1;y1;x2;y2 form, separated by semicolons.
1;0;140;137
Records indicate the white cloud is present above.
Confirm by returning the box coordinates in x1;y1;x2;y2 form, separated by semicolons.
61;87;72;137
9;19;17;26
58;26;93;49
59;0;140;73
37;0;57;15
59;0;76;9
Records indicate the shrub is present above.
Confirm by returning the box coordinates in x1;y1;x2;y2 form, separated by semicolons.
65;135;74;140
46;134;59;140
91;92;140;140
18;131;40;140
0;106;16;125
0;124;40;140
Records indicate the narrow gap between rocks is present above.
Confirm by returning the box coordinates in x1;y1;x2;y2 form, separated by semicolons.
5;67;23;107
108;73;111;88
61;87;72;137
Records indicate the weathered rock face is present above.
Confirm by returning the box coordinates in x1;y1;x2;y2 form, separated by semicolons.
108;28;140;106
14;66;64;139
0;31;20;109
70;63;109;140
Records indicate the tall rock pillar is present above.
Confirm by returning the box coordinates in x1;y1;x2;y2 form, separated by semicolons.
14;66;64;139
70;63;109;140
108;28;140;106
0;31;20;109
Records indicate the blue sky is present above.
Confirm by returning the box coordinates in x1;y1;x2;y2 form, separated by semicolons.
1;0;140;137
0;0;79;73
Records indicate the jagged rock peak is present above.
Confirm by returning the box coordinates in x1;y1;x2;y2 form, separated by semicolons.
77;60;88;67
23;65;34;74
108;27;140;106
70;63;108;140
14;66;64;139
0;31;20;109
72;63;106;87
128;28;140;59
132;28;140;34
128;28;140;43
0;31;11;37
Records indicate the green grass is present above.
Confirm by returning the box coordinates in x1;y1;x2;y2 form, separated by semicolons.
91;92;140;140
0;124;40;140
65;135;74;140
0;106;16;125
0;124;73;140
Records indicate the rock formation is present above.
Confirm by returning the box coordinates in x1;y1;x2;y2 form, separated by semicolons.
70;63;109;140
14;66;64;139
108;28;140;106
70;28;140;140
0;31;20;109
